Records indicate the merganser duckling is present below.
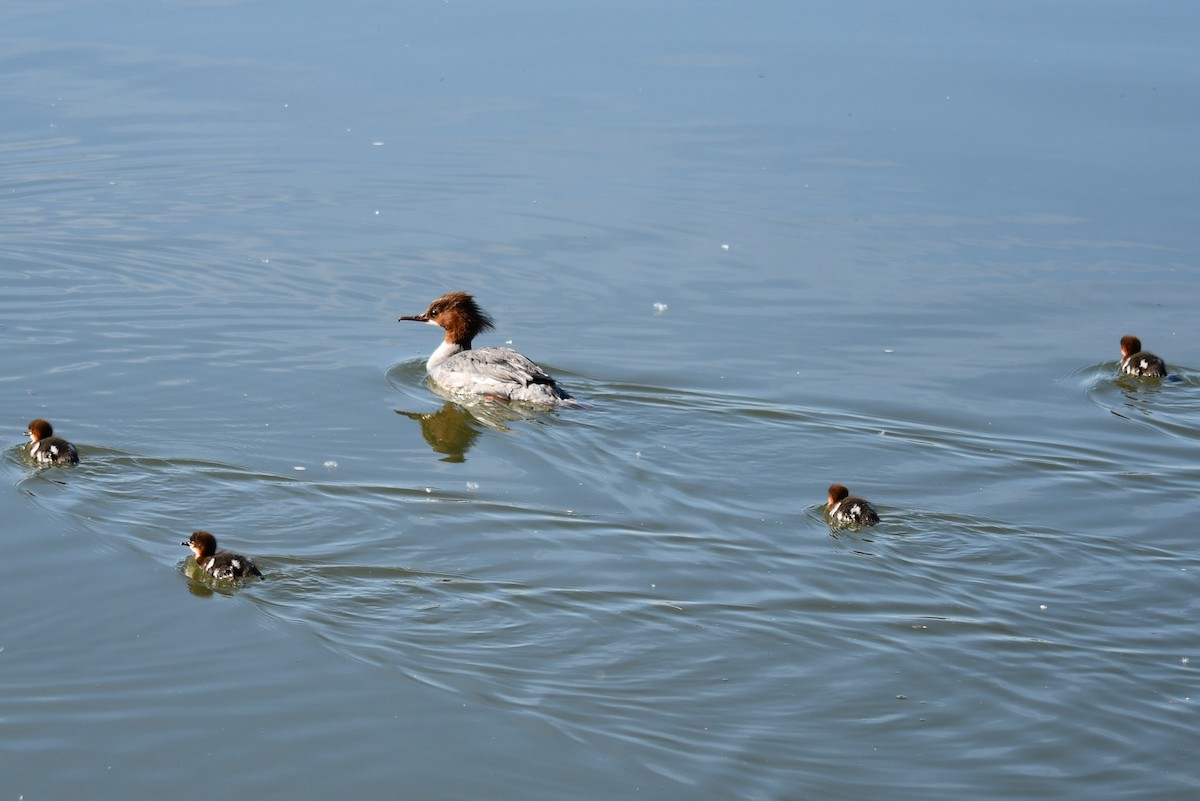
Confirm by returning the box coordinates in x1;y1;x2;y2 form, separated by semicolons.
399;291;574;405
826;484;880;527
25;418;79;465
1119;335;1167;378
182;531;263;580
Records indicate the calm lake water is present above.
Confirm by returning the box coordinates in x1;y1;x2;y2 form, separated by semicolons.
3;1;1198;798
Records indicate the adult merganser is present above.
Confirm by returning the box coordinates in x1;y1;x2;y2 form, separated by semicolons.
399;291;575;406
25;418;79;465
826;484;880;527
182;531;263;580
1119;335;1167;378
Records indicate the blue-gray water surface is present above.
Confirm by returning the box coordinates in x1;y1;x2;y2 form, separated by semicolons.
2;2;1199;799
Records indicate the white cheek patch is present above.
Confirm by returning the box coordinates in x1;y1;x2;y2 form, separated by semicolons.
425;319;440;326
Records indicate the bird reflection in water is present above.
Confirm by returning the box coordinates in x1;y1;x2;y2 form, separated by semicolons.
396;388;566;462
396;403;482;463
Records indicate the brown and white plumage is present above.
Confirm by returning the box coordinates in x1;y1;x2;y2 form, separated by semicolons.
25;418;79;465
399;291;575;406
182;530;263;580
826;483;880;528
1119;335;1166;378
